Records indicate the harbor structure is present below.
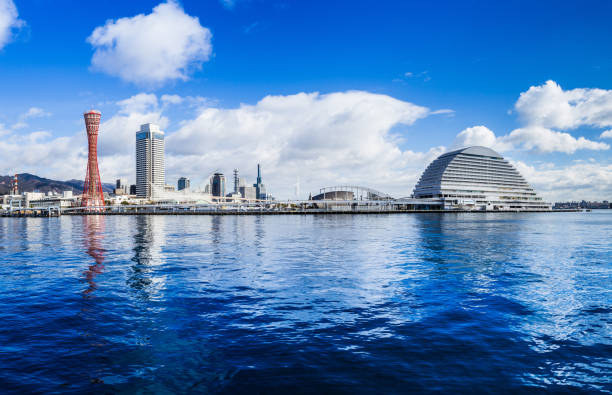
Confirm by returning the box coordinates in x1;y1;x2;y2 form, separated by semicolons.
178;177;190;191
136;123;165;199
81;110;105;209
413;146;551;211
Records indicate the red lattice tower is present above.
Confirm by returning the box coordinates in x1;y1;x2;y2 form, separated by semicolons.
11;174;18;195
81;110;105;209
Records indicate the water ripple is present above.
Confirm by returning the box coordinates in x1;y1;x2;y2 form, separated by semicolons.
0;212;610;393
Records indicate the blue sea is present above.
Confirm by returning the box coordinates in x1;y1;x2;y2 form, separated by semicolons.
0;212;610;393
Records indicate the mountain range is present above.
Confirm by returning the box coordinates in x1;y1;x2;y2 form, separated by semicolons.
0;173;115;195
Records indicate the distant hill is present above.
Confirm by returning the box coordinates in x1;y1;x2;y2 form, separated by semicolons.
0;173;115;195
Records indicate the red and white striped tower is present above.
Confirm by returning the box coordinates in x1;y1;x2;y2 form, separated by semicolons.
81;110;105;209
11;174;18;195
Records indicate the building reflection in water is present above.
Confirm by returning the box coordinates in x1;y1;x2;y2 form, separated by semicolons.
129;216;167;301
83;215;105;297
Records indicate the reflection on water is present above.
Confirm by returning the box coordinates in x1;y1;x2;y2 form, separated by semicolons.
129;216;168;301
0;212;610;393
83;215;105;297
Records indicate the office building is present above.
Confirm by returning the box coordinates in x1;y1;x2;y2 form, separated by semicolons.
114;178;128;195
253;164;267;200
239;185;257;200
211;173;226;197
413;146;551;211
178;177;190;191
136;123;165;198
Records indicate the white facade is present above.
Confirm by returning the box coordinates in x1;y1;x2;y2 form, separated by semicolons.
136;124;165;198
413;146;551;211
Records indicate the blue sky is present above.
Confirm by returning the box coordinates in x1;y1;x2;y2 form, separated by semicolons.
1;0;612;199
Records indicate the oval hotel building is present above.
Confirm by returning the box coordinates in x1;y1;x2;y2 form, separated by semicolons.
413;146;551;211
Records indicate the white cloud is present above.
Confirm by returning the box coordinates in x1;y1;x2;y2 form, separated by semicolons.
0;0;23;50
0;96;168;183
452;125;509;151
166;90;436;197
0;130;84;180
116;93;158;115
11;121;27;130
0;91;439;197
161;94;183;106
87;1;212;85
22;107;51;119
516;80;612;129
4;88;611;201
513;160;612;202
452;81;612;154
10;107;52;130
453;125;609;154
600;129;612;139
98;93;168;157
503;126;609;154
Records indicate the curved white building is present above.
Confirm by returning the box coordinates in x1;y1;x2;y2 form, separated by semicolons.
413;146;551;211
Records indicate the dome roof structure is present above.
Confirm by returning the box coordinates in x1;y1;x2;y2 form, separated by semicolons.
413;146;550;211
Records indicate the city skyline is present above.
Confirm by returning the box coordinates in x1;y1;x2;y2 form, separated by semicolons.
1;1;612;200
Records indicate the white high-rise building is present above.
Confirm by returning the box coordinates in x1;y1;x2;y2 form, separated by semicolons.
413;146;551;211
136;123;165;198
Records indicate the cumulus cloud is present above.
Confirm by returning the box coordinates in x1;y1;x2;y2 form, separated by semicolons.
513;160;612;201
503;126;609;153
0;0;23;50
453;124;609;154
0;91;442;198
97;93;168;158
516;80;612;129
4;87;611;200
87;1;212;85
452;126;510;151
453;81;612;154
161;94;183;106
165;90;438;197
600;129;612;139
0;130;84;180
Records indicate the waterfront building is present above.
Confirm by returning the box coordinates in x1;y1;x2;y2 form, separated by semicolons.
178;177;190;191
233;169;239;194
136;123;165;199
129;184;137;195
114;178;128;195
413;146;551;211
211;173;226;197
253;164;267;200
239;185;257;200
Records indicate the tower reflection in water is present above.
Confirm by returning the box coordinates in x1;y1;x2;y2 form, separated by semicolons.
83;215;105;297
